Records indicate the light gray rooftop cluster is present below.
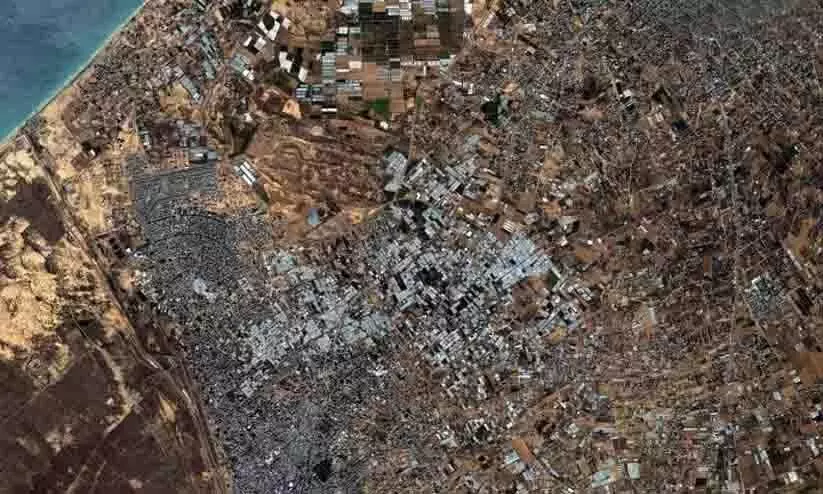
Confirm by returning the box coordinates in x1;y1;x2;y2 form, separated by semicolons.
131;147;596;493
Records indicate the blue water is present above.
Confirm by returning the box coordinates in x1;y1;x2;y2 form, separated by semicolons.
0;0;144;140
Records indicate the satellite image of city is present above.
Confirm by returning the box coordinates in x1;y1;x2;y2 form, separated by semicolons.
3;0;823;492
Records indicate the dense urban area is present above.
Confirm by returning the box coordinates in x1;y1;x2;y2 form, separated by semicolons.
4;0;823;492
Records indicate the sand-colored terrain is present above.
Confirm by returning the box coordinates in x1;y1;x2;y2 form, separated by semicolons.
39;84;85;182
1;124;228;494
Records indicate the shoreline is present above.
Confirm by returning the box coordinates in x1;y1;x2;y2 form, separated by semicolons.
0;0;148;147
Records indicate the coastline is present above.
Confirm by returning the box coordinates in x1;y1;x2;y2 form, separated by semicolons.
0;0;147;147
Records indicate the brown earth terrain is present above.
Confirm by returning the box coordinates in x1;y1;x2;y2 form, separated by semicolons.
0;139;229;493
243;117;395;240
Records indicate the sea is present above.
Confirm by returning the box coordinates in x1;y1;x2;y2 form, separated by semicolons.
0;0;144;141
